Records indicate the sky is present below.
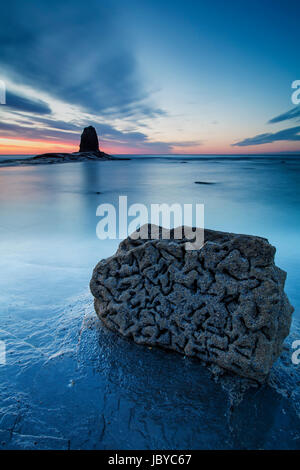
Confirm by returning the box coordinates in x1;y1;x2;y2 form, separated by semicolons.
0;0;299;155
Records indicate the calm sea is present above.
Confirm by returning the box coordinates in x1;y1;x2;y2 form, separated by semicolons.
0;155;299;449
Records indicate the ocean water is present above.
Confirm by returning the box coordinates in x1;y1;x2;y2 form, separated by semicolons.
0;155;299;449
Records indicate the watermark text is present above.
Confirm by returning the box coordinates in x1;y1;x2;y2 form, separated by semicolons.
0;341;6;365
0;80;6;104
96;196;204;250
291;80;300;105
292;340;300;365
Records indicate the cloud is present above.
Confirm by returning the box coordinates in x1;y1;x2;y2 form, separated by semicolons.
0;116;201;153
0;0;164;119
0;1;175;153
268;107;300;124
232;105;300;148
5;91;51;114
232;126;300;147
0;121;79;141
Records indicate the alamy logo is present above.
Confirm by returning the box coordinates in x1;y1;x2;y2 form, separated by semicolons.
96;196;204;250
292;340;300;365
0;341;6;365
0;80;6;104
291;80;300;105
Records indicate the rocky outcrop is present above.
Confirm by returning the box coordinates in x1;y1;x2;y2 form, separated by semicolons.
0;151;119;166
0;125;131;166
90;224;294;383
79;126;99;152
31;150;113;162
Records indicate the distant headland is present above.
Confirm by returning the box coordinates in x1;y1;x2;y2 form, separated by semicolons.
0;126;129;166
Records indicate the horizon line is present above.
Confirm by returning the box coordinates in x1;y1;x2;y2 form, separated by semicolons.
1;152;300;157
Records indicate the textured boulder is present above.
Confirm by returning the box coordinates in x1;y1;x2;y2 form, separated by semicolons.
79;126;99;152
90;225;294;383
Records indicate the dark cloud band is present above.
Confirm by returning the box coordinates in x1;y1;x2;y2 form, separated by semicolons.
268;107;300;124
5;91;51;115
233;126;300;147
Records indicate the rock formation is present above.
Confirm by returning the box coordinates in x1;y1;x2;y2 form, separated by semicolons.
79;126;99;152
90;224;294;383
0;126;132;166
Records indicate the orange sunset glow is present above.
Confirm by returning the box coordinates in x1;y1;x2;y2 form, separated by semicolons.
1;137;300;156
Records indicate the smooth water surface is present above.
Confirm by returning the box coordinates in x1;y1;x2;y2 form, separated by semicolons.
0;156;299;449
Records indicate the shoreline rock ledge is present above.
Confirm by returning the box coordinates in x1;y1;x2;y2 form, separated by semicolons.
90;224;294;384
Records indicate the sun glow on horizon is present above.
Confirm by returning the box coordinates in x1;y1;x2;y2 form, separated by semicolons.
1;136;300;156
0;137;77;155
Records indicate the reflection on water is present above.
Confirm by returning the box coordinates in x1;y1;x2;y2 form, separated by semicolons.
0;156;299;449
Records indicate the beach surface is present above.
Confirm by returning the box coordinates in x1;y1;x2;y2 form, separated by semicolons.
0;155;299;449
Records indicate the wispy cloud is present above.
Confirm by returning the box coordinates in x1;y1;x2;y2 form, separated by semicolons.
233;103;300;148
0;121;79;141
268;107;300;124
0;116;201;153
233;126;300;147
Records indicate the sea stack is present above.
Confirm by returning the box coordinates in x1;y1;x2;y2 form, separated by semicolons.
79;126;99;152
90;224;294;384
3;125;130;166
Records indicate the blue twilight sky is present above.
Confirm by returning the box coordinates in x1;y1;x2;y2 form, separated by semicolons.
0;0;299;154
